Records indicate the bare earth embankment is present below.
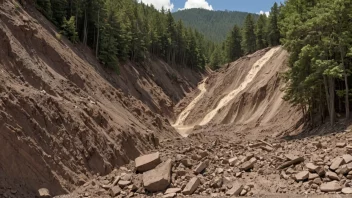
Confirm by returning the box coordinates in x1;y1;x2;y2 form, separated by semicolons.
2;0;352;197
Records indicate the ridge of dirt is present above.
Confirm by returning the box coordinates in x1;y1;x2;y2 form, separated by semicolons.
0;0;205;197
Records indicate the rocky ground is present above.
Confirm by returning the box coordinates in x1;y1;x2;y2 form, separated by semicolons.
43;126;352;198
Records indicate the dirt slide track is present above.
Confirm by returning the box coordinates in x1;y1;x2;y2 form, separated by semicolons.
174;47;301;138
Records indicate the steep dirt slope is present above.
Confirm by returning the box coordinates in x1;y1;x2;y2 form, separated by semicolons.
174;47;302;138
0;0;204;196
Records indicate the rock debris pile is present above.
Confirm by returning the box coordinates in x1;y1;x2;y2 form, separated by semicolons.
48;130;352;197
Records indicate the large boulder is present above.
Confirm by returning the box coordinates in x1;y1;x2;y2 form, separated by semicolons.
320;181;342;192
135;152;161;173
182;177;201;195
143;159;172;192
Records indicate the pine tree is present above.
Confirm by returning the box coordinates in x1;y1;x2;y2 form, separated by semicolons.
50;0;68;26
225;25;242;62
256;14;268;50
242;14;257;54
61;16;79;43
210;46;222;69
36;0;52;19
268;2;280;46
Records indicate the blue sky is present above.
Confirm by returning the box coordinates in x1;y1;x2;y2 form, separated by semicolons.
138;0;284;14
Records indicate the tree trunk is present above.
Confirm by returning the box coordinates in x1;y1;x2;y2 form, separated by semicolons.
83;8;88;46
96;10;100;58
329;77;336;125
324;75;335;125
341;51;350;120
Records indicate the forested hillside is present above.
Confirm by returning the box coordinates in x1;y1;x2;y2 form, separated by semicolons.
172;8;257;43
209;3;281;69
279;0;352;126
34;0;212;72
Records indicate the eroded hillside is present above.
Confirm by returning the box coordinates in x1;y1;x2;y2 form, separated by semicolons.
174;47;302;139
0;0;203;196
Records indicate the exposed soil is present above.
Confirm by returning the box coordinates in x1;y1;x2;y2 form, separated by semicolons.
3;0;352;198
174;47;302;140
0;0;202;197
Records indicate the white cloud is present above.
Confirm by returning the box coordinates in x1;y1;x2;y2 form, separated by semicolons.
183;0;213;10
138;0;174;11
259;10;270;17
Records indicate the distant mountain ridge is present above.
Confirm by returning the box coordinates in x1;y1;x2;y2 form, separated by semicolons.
172;8;258;43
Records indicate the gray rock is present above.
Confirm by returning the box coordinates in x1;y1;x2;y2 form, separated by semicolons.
228;157;238;166
143;159;172;192
330;157;344;170
326;171;340;181
320;181;342;192
306;163;318;172
135;152;161;173
210;177;223;188
118;180;131;188
342;187;352;194
110;186;121;197
240;161;254;171
194;160;209;174
343;155;352;164
165;188;181;194
336;142;347;148
278;156;304;169
163;193;176;198
308;173;319;180
316;166;326;177
180;159;192;168
182;177;201;195
226;182;243;196
294;171;309;181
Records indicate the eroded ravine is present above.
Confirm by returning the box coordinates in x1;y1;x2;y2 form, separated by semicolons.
198;47;280;126
172;78;208;137
173;47;280;136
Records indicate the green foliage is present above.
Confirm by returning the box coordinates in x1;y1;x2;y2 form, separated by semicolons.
242;14;257;54
280;0;352;125
267;2;280;46
55;33;62;40
61;16;78;43
50;0;68;26
35;0;212;73
256;14;268;50
36;0;52;19
210;47;223;69
173;8;258;43
225;25;242;62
